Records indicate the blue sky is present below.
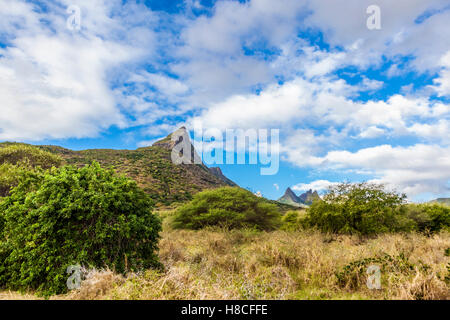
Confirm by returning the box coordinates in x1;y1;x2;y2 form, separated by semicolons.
0;0;449;202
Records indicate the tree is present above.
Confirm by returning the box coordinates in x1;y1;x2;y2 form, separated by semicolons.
172;187;281;230
306;182;406;235
0;162;161;296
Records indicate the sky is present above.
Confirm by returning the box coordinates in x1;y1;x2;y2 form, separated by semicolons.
0;0;449;202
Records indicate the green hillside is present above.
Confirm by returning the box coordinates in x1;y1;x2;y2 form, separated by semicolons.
429;198;450;205
0;128;235;206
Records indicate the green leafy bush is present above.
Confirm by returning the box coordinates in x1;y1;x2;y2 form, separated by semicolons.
172;187;281;230
280;210;308;231
306;182;407;235
0;144;62;197
403;203;450;233
0;144;62;168
0;162;161;296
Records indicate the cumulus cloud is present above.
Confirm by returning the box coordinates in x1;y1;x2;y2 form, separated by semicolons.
430;51;450;97
319;144;450;196
0;0;157;140
292;180;339;193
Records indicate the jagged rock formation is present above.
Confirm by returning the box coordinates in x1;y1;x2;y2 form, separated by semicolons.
277;187;320;207
298;189;320;205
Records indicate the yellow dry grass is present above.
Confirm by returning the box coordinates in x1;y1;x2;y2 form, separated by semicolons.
1;211;448;300
58;228;449;300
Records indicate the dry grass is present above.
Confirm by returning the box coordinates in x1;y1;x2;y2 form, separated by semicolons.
1;211;448;300
55;227;449;300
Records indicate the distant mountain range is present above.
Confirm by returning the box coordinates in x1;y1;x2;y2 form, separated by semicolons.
277;187;320;207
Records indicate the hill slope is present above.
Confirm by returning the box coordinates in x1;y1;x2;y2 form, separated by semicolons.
429;198;450;205
0;128;236;206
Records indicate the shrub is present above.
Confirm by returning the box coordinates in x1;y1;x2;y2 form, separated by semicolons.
172;187;281;230
0;145;62;197
280;210;308;231
403;203;450;233
306;182;407;235
0;144;62;168
0;162;161;296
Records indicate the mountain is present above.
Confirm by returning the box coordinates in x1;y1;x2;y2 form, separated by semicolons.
277;187;320;207
428;198;450;205
298;189;320;205
0;127;236;206
278;187;301;205
209;167;237;187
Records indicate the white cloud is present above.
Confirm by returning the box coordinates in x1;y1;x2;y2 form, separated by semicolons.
273;183;279;190
0;0;157;140
358;126;385;139
320;144;450;197
304;0;450;72
430;51;450;97
292;180;339;192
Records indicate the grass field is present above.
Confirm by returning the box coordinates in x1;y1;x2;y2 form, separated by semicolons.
1;211;448;300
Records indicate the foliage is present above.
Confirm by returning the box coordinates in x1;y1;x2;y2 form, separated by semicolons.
280;210;307;231
0;144;62;168
335;252;429;290
306;182;407;235
0;162;161;296
403;203;450;233
0;164;28;197
172;187;281;230
0;145;62;197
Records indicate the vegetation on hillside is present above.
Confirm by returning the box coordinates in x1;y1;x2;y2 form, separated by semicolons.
0;162;161;296
172;187;281;230
5;136;234;206
0;144;62;197
0;144;62;169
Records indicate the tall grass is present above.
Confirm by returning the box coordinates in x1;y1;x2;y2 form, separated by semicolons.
59;227;449;300
1;209;448;300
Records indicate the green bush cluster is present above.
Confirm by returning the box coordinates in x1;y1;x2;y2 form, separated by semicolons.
0;144;62;168
403;203;450;233
306;183;407;235
305;182;449;235
0;162;161;296
172;187;281;230
280;210;308;231
0;144;62;197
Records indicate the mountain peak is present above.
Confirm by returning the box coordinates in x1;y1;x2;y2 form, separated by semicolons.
278;187;301;206
278;187;320;207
